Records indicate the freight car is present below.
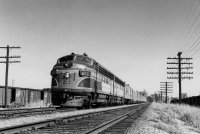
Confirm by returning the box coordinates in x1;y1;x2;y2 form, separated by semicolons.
171;96;200;107
0;86;51;108
50;53;146;108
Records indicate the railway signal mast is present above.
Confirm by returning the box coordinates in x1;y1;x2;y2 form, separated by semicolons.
167;52;193;104
160;82;173;103
0;45;21;107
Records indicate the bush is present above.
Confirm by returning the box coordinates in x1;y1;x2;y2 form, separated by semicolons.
151;103;200;133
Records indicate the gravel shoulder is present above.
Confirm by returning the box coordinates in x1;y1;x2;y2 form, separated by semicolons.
126;102;200;134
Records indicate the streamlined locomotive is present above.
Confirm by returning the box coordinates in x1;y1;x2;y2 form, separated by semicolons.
50;53;146;108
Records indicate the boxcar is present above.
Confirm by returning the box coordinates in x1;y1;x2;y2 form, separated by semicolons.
0;86;52;108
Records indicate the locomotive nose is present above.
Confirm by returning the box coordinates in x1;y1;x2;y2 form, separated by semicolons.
50;69;58;76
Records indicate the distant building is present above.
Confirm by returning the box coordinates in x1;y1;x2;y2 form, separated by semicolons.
148;93;172;103
182;93;187;99
139;90;147;97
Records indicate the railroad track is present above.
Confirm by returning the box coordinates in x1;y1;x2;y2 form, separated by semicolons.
97;104;148;134
0;103;149;134
0;107;75;119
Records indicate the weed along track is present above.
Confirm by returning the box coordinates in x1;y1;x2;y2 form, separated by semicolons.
0;104;148;134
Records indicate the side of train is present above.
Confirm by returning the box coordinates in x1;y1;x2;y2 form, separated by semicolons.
50;53;146;108
0;86;51;108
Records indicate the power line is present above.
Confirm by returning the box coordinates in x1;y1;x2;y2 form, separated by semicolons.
183;29;200;57
176;0;198;51
181;2;200;57
182;14;200;53
180;1;200;52
183;32;200;58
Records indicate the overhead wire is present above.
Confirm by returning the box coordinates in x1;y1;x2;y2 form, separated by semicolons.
176;0;198;51
181;2;200;59
183;24;200;57
181;7;200;54
176;0;196;50
183;10;200;54
184;32;200;57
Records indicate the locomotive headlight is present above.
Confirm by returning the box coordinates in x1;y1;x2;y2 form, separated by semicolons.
64;72;70;78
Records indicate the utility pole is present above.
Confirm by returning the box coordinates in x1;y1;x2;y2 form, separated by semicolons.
160;82;173;103
154;92;157;102
157;91;164;103
167;52;193;104
157;91;163;103
178;52;182;103
0;45;21;107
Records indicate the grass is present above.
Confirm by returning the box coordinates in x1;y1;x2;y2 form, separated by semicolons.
150;102;200;134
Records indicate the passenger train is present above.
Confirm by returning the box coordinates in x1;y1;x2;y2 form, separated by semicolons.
50;53;146;108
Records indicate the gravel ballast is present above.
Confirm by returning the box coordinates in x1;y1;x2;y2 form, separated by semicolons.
0;104;140;129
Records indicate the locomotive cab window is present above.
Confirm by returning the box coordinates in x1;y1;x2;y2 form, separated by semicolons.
57;55;74;63
75;55;93;66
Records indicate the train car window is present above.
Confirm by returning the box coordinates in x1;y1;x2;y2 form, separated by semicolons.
75;55;92;66
58;55;73;63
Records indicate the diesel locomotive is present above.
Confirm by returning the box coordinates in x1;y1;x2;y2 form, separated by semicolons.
50;53;146;108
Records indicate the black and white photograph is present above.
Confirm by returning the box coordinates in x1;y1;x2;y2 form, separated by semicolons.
0;0;200;133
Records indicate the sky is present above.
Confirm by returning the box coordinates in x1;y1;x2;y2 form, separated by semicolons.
0;0;200;97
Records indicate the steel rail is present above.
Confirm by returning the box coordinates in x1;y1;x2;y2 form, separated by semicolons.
0;111;103;134
0;104;146;134
0;106;124;133
82;106;142;134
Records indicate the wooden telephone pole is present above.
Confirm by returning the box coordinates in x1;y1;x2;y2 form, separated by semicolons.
0;45;21;107
160;82;173;103
167;52;193;103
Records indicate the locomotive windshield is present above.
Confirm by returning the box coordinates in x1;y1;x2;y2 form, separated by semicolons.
75;55;93;66
58;55;74;63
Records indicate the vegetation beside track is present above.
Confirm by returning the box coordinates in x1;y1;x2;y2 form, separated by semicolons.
126;102;200;134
